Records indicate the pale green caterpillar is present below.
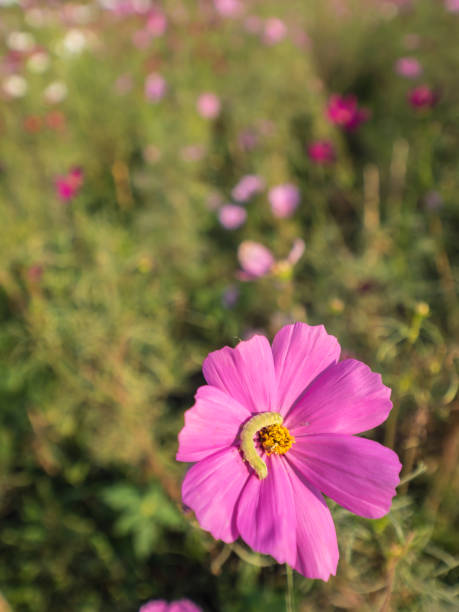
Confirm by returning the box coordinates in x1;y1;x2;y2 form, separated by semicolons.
240;412;283;479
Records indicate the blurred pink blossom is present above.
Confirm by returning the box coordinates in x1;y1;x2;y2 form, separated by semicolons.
237;241;275;279
145;73;167;102
132;28;152;49
238;128;258;151
146;9;167;36
218;204;247;229
327;94;369;131
445;0;459;12
232;174;265;202
55;167;84;202
307;140;336;164
197;92;221;119
214;0;242;18
395;57;422;78
139;599;201;612
263;18;287;45
287;238;305;265
408;84;437;109
269;183;300;218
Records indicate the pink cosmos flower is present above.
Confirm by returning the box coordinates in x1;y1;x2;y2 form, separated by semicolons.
145;73;167;102
146;9;167;36
139;599;201;612
269;183;300;218
326;94;369;131
237;241;274;279
55;166;84;202
263;17;287;45
177;323;401;580
307;140;336;164
231;174;265;202
197;92;221;119
408;85;437;109
214;0;242;18
445;0;459;12
394;57;422;78
218;204;247;230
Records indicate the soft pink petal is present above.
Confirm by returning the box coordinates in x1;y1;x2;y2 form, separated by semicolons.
169;600;202;612
202;334;276;413
182;447;249;543
139;601;168;612
177;385;250;462
286;359;392;434
287;459;339;580
289;434;401;519
272;323;340;416
236;456;297;565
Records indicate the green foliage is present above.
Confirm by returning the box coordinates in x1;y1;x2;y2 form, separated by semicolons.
0;1;458;611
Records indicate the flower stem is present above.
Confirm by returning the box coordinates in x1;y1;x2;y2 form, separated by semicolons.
285;564;295;612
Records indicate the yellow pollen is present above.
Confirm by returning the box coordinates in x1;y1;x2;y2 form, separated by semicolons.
259;424;295;456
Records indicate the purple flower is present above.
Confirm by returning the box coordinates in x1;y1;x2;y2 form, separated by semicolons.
145;73;167;102
268;183;300;218
394;57;422;78
197;92;221;119
218;204;247;230
139;599;201;612
177;323;401;580
231;174;265;202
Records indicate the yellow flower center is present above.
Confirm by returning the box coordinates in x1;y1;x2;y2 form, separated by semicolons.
259;424;295;456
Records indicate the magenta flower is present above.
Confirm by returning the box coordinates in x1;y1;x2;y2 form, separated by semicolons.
231;174;265;202
394;57;422;78
307;140;336;164
139;599;201;612
326;94;369;131
218;204;247;230
269;183;300;218
145;73;167;102
55;166;84;202
237;241;274;279
197;92;221;119
177;323;401;580
408;84;437;109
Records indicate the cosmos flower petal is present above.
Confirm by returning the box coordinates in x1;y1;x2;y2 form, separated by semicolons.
168;601;202;612
202;334;276;413
289;434;402;518
286;359;392;434
272;323;340;416
236;456;297;565
287;460;339;580
177;385;250;462
182;447;249;543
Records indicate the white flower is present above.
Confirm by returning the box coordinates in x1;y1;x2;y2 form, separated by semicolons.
44;81;68;104
61;29;87;55
3;75;27;98
7;31;35;52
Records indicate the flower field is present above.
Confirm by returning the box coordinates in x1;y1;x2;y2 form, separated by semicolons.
0;1;458;610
